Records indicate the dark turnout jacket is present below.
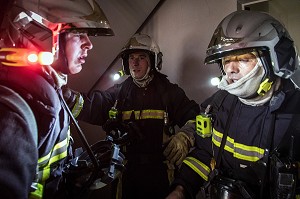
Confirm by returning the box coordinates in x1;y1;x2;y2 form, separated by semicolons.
78;72;200;199
0;66;71;199
172;79;300;199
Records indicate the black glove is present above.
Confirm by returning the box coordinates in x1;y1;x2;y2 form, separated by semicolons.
103;119;143;145
126;121;144;144
103;118;130;145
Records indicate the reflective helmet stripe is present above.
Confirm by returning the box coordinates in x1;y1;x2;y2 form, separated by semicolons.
122;109;164;120
183;156;211;181
212;129;265;162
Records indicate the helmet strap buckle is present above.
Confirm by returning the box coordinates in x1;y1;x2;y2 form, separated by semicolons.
257;78;273;96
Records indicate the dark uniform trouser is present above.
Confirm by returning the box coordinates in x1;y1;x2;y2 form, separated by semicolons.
121;156;169;199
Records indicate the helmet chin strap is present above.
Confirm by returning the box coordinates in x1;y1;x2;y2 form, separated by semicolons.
243;77;273;100
257;78;274;96
255;49;276;97
42;65;68;88
134;65;151;81
51;32;69;74
131;66;153;88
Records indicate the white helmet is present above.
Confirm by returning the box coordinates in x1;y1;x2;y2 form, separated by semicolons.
0;0;113;71
205;10;299;81
120;33;163;75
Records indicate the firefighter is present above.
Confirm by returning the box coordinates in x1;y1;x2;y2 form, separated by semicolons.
166;10;300;199
65;33;200;199
0;0;113;199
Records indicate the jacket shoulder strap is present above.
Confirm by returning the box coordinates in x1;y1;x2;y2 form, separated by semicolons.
275;113;300;160
210;89;229;113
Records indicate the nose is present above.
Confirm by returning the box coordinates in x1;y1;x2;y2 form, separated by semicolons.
82;35;93;50
133;57;139;65
224;61;239;74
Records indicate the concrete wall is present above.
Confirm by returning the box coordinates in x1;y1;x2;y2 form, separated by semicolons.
141;0;236;104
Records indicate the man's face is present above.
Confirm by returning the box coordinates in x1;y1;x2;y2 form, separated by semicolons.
128;51;150;79
222;52;258;84
65;32;93;74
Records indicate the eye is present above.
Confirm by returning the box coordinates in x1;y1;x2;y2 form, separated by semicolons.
238;58;249;62
73;33;87;39
222;58;232;65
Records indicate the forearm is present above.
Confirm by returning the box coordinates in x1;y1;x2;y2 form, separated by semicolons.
78;91;115;125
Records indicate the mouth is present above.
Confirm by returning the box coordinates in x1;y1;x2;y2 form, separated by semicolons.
132;68;141;73
227;77;239;84
79;54;87;64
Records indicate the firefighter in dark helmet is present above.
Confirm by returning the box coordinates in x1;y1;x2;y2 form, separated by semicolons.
65;33;200;199
166;10;300;199
0;0;115;198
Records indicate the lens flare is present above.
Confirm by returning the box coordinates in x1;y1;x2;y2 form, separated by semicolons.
27;53;38;63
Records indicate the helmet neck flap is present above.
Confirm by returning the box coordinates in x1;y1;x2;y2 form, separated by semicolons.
205;10;299;96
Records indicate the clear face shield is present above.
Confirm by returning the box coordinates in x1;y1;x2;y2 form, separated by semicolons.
11;11;53;51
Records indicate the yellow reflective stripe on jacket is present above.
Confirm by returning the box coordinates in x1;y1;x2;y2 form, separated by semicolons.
37;130;70;182
183;156;211;181
71;94;84;118
29;183;43;199
122;109;164;120
212;128;265;162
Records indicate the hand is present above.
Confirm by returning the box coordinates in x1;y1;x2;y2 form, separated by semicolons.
103;120;143;145
165;185;185;199
163;132;195;166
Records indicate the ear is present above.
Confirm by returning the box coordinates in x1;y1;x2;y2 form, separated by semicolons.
156;52;163;70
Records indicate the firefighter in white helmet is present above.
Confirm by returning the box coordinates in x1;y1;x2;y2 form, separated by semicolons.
166;10;300;199
65;33;200;198
0;0;114;198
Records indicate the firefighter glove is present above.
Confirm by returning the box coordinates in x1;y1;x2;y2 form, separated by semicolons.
163;131;195;166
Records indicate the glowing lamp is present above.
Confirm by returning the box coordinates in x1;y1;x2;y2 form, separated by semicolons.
0;48;54;66
113;70;125;81
38;52;54;65
27;53;38;63
211;77;221;86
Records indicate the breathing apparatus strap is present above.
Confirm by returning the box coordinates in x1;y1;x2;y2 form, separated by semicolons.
215;93;237;169
267;113;300;198
199;90;232;196
202;94;238;196
255;113;276;198
202;90;235;170
274;113;300;157
57;89;100;169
